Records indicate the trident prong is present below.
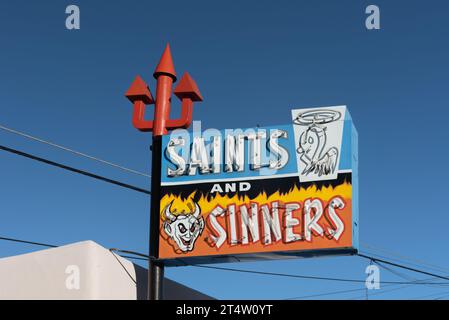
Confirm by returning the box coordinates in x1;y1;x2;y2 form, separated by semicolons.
125;75;155;131
168;72;203;129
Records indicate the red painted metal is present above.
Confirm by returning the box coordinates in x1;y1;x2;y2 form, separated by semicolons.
153;44;177;81
125;75;154;104
125;76;155;131
167;72;203;129
132;101;153;132
124;44;203;300
174;72;203;101
125;44;202;136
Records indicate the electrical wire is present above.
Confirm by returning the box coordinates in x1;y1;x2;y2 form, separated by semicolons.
108;250;137;284
0;236;57;248
410;290;449;300
358;253;449;282
374;260;416;281
360;242;449;276
375;260;449;288
346;260;449;300
362;249;449;289
0;124;150;178
286;261;449;300
284;287;367;300
117;255;148;262
109;248;150;259
3;124;447;297
0;144;151;195
348;276;447;300
2;236;449;287
434;292;449;300
348;285;411;300
288;276;441;301
188;264;449;285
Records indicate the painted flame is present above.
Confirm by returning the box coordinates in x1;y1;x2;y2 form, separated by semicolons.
161;182;352;220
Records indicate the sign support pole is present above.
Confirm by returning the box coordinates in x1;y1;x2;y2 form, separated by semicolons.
149;135;163;300
125;43;203;300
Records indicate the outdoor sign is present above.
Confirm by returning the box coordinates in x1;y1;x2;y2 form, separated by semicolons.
158;106;358;265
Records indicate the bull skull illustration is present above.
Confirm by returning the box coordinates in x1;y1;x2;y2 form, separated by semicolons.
163;201;205;252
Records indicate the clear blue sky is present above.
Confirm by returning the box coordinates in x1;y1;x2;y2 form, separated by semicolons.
1;0;449;299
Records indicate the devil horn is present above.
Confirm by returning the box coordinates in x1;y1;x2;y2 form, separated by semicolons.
193;203;201;219
165;202;176;221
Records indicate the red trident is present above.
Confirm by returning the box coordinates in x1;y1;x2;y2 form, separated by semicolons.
125;44;203;136
124;44;202;300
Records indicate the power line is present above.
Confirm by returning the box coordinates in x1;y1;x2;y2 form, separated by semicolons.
115;254;148;262
109;250;137;284
285;259;449;300
410;290;449;300
361;242;449;275
349;284;413;300
285;287;367;300
3;127;447;295
374;260;449;288
287;275;444;300
362;249;449;286
0;124;150;178
434;292;449;300
79;247;449;286
109;248;150;259
358;253;449;282
348;270;448;300
0;144;151;195
0;237;150;264
188;264;449;285
2;236;449;286
374;260;417;282
0;236;57;248
190;264;371;283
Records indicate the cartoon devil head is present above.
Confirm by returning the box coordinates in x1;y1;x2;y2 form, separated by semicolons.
163;201;205;252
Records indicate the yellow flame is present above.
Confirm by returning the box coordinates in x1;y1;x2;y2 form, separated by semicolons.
161;182;352;220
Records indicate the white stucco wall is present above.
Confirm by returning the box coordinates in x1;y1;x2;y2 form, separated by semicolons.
0;240;212;300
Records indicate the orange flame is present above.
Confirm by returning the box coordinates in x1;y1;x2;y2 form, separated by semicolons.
161;182;352;219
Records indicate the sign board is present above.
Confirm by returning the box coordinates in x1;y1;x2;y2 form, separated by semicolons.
158;106;358;265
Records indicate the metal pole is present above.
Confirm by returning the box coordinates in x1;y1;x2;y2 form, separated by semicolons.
124;43;202;300
146;44;176;300
148;135;164;300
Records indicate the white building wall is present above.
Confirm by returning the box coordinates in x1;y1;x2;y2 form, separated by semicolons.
0;240;212;300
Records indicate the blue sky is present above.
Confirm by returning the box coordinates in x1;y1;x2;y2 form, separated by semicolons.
1;0;449;299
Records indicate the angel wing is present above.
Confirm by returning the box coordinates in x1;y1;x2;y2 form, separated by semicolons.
304;147;338;177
